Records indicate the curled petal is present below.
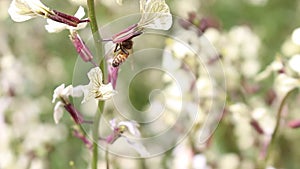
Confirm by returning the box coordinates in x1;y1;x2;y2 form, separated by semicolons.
52;84;65;103
53;101;64;124
62;85;73;96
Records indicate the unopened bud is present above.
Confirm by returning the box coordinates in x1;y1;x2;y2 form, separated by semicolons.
70;31;94;62
288;119;300;129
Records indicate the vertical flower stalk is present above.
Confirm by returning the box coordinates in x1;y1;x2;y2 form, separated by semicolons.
86;0;106;169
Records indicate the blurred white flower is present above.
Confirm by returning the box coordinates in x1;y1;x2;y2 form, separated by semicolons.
218;154;240;169
245;0;268;6
192;154;208;169
255;57;284;81
274;73;300;98
82;67;116;103
251;107;275;135
172;141;193;169
45;6;87;33
138;0;172;30
107;119;149;157
266;166;277;169
8;0;52;22
116;0;123;5
292;27;300;45
281;39;300;56
288;54;300;74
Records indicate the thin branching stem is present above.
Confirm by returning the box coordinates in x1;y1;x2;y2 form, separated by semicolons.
264;89;295;167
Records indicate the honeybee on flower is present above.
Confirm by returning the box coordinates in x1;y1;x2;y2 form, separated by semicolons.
105;0;172;67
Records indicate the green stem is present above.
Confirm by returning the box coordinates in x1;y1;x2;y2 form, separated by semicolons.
91;101;105;169
105;148;110;169
264;89;294;167
87;0;101;46
86;1;107;169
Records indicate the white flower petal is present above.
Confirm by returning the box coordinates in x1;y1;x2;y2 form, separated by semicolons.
53;101;64;124
289;54;300;74
52;84;65;103
292;27;300;45
81;85;92;104
8;0;50;22
118;121;141;136
82;67;116;103
109;119;117;129
74;6;85;19
72;85;85;97
88;67;103;84
125;138;150;157
74;22;88;30
62;85;73;96
275;74;300;98
98;83;116;100
45;19;68;33
138;0;172;30
8;0;36;22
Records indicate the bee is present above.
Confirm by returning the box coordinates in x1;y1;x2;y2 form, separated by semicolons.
105;0;172;67
112;39;133;67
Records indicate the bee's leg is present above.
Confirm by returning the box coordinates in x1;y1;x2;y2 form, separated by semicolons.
114;44;119;53
120;45;129;55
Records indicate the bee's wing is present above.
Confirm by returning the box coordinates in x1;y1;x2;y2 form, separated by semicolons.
138;0;172;30
104;41;117;61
